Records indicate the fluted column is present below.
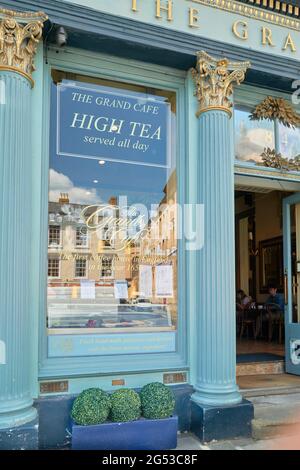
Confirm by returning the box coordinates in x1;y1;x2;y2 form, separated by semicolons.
191;52;250;406
0;8;47;430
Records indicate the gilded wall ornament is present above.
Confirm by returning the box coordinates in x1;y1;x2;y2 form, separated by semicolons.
189;0;300;32
258;147;300;172
191;51;250;117
250;96;300;128
0;8;48;86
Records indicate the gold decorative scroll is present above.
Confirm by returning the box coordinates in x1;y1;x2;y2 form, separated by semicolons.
250;96;300;129
258;147;300;172
191;51;250;117
0;8;48;87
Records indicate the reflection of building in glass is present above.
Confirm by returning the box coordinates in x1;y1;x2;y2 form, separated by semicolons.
235;106;300;164
47;176;178;330
48;258;60;278
48;194;132;284
130;170;178;326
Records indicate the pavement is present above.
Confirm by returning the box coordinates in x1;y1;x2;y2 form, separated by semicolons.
176;432;300;450
176;391;300;450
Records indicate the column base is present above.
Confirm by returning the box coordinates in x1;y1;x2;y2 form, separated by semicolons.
0;404;37;430
191;399;254;442
191;386;242;407
0;417;38;450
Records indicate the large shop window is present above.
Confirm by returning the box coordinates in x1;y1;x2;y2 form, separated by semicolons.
234;104;300;165
47;71;178;357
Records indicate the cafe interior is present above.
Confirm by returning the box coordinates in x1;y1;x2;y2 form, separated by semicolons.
235;186;289;363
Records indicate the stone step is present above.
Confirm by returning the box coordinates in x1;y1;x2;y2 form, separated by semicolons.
238;373;300;397
242;384;300;398
237;360;285;377
251;392;300;440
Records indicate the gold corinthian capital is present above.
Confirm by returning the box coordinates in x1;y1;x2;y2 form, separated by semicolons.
0;8;48;87
191;51;250;118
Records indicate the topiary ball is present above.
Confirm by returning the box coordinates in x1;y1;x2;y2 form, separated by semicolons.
71;388;111;426
140;382;175;419
110;389;141;422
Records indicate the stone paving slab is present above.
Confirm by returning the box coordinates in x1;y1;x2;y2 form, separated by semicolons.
176;391;300;450
177;433;300;450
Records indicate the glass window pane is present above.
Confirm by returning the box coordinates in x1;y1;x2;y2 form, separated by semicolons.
47;72;178;354
75;259;87;278
278;124;300;161
234;105;275;164
48;258;60;278
49;225;61;246
75;226;88;247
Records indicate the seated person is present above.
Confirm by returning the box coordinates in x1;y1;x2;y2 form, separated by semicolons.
265;283;284;310
265;283;284;320
236;289;252;309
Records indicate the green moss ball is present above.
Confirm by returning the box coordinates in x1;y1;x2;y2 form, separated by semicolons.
71;388;111;426
140;382;175;419
110;389;141;422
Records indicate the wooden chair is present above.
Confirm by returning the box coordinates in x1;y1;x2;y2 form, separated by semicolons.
266;304;284;343
239;303;257;339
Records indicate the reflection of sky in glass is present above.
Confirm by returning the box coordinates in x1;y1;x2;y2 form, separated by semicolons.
234;107;275;163
278;124;300;160
49;81;176;213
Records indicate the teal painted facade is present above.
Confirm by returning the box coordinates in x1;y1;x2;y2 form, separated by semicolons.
1;0;300;448
0;71;38;429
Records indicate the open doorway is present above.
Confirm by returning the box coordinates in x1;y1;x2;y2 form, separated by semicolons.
235;187;288;365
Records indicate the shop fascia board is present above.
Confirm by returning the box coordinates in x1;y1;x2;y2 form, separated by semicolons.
1;0;300;86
